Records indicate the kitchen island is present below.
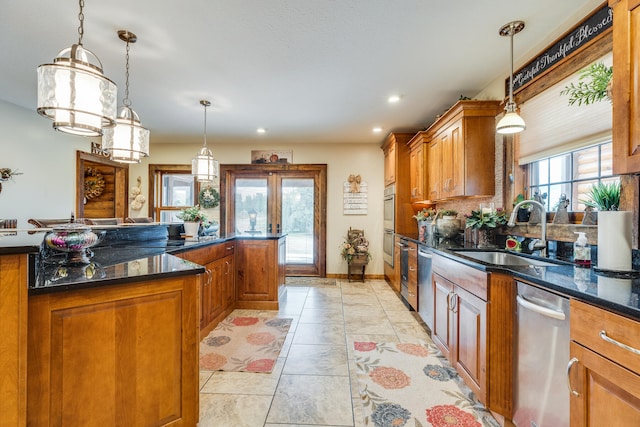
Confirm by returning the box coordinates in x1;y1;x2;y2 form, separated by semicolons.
0;225;286;426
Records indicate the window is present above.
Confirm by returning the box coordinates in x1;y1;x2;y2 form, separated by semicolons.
528;141;618;212
149;165;198;222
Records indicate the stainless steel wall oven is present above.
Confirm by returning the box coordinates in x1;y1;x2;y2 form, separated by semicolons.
383;184;395;266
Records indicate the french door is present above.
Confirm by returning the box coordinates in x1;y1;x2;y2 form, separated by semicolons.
221;164;326;276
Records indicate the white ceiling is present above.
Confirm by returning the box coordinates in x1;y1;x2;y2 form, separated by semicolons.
0;0;604;145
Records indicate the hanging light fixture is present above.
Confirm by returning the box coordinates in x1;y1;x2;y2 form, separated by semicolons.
102;30;150;163
37;0;117;136
192;100;219;182
496;20;526;135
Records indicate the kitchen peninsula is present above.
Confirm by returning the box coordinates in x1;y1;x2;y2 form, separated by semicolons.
0;224;286;426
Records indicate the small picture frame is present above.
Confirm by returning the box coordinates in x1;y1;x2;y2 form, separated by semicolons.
251;150;292;164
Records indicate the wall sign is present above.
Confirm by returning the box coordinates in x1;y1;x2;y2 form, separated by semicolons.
511;4;612;94
343;174;367;215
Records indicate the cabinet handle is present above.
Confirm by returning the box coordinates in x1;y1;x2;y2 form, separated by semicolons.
600;330;640;355
409;266;416;271
226;246;234;250
566;357;580;397
205;268;212;286
450;293;458;313
447;291;454;311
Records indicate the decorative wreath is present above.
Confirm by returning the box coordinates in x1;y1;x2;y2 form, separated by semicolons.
84;167;105;200
198;185;220;208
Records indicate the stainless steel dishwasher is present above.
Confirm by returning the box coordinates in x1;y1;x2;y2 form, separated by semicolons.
513;281;570;427
417;246;433;331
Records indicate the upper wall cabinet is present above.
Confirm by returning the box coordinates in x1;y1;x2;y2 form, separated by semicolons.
425;100;501;201
610;0;640;174
408;132;428;202
382;133;413;187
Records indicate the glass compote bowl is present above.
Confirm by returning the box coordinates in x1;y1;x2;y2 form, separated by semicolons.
45;223;101;264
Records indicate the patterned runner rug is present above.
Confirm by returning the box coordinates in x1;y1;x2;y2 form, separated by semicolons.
353;341;500;427
285;276;337;286
200;316;292;373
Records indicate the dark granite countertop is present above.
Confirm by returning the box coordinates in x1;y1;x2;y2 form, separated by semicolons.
0;225;287;294
397;233;640;321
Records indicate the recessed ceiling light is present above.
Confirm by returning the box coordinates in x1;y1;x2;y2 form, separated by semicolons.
388;95;401;103
256;127;267;134
372;127;383;133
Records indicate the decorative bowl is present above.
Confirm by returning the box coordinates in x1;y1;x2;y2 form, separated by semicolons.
45;223;100;264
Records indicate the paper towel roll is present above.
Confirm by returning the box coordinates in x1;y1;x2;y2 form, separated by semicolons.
597;211;632;271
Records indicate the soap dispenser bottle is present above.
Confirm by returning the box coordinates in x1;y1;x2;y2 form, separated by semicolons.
574;232;591;267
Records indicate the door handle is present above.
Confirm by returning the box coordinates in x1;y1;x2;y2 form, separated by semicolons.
277;223;281;233
268;223;272;233
566;357;580;397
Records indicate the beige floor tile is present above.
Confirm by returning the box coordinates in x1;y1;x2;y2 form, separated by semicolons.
344;317;396;335
283;344;349;376
298;307;345;324
266;374;353;426
292;322;346;345
303;295;344;310
199;393;272;427
199;370;213;390
392;321;433;343
384;309;421;324
200;357;285;395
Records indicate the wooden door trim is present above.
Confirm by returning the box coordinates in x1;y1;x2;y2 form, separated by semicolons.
76;151;128;219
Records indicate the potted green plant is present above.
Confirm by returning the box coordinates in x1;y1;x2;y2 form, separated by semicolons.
465;208;508;248
560;62;613;106
413;208;437;243
580;180;631;271
439;209;458;219
176;205;210;238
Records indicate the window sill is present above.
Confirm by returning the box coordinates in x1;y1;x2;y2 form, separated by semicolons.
500;223;597;245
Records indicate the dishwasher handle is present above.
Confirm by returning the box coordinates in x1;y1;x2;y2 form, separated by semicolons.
516;295;566;321
418;250;432;259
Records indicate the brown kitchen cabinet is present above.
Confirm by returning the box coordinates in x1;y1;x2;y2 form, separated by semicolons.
569;299;640;425
391;235;402;292
384;139;397;186
425;100;501;201
0;254;28;427
27;274;200;427
235;237;286;310
177;241;236;338
610;0;640;174
432;253;515;418
408;132;428;202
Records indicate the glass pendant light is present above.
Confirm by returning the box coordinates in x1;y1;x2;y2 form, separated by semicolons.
192;100;219;182
37;0;117;137
102;30;150;163
496;21;526;135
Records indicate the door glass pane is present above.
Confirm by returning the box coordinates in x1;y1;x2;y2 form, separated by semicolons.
282;178;314;264
162;174;194;207
235;178;268;234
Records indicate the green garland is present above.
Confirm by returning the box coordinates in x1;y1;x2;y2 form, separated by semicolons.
198;186;220;208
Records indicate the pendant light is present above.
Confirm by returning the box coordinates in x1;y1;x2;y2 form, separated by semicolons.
192;100;219;182
496;21;526;135
102;30;150;163
37;0;117;137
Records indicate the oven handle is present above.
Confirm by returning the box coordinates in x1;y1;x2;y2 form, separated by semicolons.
516;295;566;321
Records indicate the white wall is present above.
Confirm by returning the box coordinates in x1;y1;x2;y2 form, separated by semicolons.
0;99;88;224
134;142;385;276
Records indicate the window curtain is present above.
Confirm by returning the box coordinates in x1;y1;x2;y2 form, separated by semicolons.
518;52;612;165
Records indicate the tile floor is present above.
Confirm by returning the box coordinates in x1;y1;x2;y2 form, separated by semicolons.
198;278;433;427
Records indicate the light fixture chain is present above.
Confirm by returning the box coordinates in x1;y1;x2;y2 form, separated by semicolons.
509;25;514;104
123;40;131;107
77;0;85;45
203;102;208;147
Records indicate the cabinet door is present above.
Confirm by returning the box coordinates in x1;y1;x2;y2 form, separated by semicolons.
452;284;486;403
207;258;225;323
407;242;418;310
410;143;425;202
223;254;235;309
427;137;442;201
199;273;210;329
385;142;396;185
236;240;276;301
432;273;454;360
570;341;640;426
611;0;640;174
392;236;402;292
441;120;464;199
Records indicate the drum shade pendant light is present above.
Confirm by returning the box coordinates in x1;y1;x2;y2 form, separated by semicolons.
37;0;117;136
192;100;219;182
102;30;150;163
496;21;526;135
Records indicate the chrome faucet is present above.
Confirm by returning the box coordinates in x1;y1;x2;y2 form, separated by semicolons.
508;200;547;257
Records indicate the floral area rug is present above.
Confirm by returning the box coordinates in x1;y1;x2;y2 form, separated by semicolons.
285;276;337;286
200;316;292;373
353;341;500;427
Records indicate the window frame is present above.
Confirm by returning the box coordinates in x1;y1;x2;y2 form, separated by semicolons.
148;164;200;221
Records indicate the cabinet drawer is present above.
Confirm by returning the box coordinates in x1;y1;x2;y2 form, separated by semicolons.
179;242;235;265
571;299;640;375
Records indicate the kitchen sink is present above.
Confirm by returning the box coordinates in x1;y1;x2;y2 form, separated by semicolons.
453;250;559;267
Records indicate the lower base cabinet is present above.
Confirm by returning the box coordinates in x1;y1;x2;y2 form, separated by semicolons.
235;237;286;310
569;299;640;426
431;253;515;419
27;275;200;426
